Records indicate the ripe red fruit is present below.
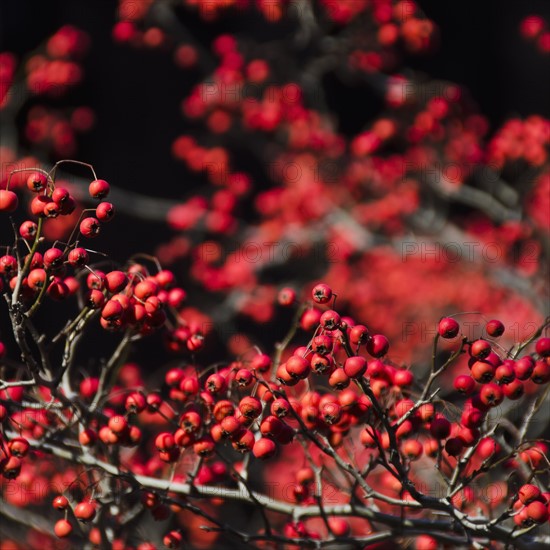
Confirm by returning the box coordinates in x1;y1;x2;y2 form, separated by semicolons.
343;356;367;378
19;220;38;239
495;362;515;384
105;270;128;294
328;367;350;390
54;519;73;538
326;517;350;537
79;428;97;446
68;247;89;267
163;530;183;549
519;484;542;505
285;355;311;379
30;195;50;216
96;201;115;221
0;189;19;212
239;396;262;418
429;415;451;439
485;319;505;337
470;361;495;383
108;415;128;434
251;353;271;372
444;437;464;457
232;429;255;453
502;379;524;400
312;283;332;304
366;334;389;358
74;501;96;522
52;187;70;204
453;374;476;395
277;287;296;306
252;437;277;459
479;383;504;407
532;360;550;384
535;337;550;357
80;217;101;238
438;317;459;338
155;432;175;452
414;534;438;550
515;356;535;380
320;309;341;330
89;179;110;199
402;439;423;460
8;437;30;457
393;369;414;387
470;339;492;359
349;324;369;346
43;247;64;270
27;268;47;291
26;172;48;192
53;495;69;511
235;368;253;386
526;500;549;523
1;455;22;479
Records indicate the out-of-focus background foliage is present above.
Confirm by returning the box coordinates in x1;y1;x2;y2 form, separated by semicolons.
1;0;549;367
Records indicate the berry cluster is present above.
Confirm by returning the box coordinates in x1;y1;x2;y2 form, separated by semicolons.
2;252;549;548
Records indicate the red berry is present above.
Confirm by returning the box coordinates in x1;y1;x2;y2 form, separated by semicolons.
349;324;369;346
43;248;64;270
52;187;70;204
536;337;550;357
1;455;21;479
80;217;101;238
438;317;459;338
74;501;96;522
277;287;296;306
366;334;389;358
163;530;183;548
89;179;110;199
312;283;332;304
54;519;73;538
402;439;423;460
105;270;128;294
429;415;451;439
53;495;69;511
252;437;277;459
0;189;19;212
526;500;549;523
532;360;550;384
470;339;491;360
19;220;38;239
26;172;48;192
251;353;271;373
486;319;505;337
96;201;115;221
108;415;128;434
453;374;476;395
155;432;175;452
320;309;341;331
8;437;30;457
445;437;464;457
68;247;89;267
285;355;310;379
514;356;535;380
343;356;367;378
470;361;495;383
30;195;50;216
519;484;541;505
479;383;504;407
